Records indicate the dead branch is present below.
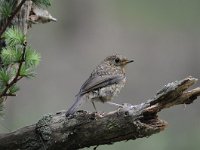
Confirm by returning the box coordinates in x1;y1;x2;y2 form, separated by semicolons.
0;76;199;150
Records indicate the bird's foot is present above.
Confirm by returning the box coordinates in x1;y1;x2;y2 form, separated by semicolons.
106;101;123;107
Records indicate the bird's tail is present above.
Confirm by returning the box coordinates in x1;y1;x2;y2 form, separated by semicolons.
65;95;85;117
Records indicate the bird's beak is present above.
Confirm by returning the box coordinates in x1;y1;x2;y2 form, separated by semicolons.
123;59;134;65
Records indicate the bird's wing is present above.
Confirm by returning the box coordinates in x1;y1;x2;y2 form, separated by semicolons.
78;74;124;96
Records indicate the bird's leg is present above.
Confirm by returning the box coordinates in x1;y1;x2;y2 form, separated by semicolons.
106;101;123;107
92;101;97;112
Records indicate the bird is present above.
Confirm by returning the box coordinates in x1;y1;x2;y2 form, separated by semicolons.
65;54;133;117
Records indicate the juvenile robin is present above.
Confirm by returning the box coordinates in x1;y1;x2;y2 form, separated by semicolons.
66;54;133;117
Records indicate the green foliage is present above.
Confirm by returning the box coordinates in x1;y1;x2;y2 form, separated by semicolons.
0;26;41;100
8;84;20;94
1;47;15;65
3;27;26;46
1;46;23;65
0;0;46;117
0;68;10;85
32;0;52;7
19;64;35;78
25;47;41;68
0;0;16;19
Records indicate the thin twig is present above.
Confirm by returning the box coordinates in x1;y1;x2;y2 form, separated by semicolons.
3;93;16;96
0;41;27;97
0;0;27;38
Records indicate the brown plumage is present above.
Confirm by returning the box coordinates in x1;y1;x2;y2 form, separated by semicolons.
66;54;133;117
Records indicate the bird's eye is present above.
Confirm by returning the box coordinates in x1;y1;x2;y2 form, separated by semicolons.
115;58;120;63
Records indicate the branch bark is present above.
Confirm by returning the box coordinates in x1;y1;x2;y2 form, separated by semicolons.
0;76;199;150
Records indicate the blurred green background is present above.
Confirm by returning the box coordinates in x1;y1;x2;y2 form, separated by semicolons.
1;0;200;149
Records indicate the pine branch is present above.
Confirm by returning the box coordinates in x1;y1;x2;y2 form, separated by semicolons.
0;76;199;150
0;0;27;38
0;41;26;97
0;0;53;113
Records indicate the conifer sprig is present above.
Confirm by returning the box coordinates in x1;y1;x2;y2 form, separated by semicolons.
0;41;26;97
0;27;40;101
0;0;51;114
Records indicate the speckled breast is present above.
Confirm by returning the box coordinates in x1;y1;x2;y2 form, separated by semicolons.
89;77;126;103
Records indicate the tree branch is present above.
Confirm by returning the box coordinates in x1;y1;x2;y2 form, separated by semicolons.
0;0;27;38
0;76;199;150
0;41;27;98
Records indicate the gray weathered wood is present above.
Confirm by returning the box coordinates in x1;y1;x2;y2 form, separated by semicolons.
0;76;199;150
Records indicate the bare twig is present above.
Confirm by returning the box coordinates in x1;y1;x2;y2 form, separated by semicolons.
0;41;27;97
0;76;199;150
0;0;27;38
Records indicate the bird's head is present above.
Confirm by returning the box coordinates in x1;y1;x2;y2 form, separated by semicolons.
104;54;134;68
